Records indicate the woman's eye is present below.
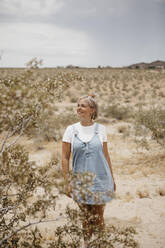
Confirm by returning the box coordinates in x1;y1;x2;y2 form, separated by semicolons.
77;104;87;108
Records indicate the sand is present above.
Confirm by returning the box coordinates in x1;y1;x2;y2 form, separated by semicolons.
24;121;165;248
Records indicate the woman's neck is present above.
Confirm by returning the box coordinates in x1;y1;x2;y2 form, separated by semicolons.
80;119;93;126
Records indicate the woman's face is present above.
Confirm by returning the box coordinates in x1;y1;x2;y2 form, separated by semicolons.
77;99;94;120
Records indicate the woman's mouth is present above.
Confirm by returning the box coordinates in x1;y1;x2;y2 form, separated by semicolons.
77;111;84;115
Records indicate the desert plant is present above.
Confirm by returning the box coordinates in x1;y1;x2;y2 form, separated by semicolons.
0;141;60;247
0;65;74;136
135;106;165;147
25;57;43;69
48;206;138;248
104;104;133;120
0;63;72;247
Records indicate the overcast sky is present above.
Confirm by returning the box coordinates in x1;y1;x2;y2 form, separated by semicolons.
0;0;165;67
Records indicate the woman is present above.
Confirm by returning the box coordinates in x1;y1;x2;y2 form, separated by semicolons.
62;94;116;247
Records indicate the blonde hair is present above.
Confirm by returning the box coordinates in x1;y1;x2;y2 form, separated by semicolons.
78;94;98;120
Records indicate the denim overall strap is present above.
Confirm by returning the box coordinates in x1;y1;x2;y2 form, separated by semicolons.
72;124;78;136
94;123;99;134
72;124;78;153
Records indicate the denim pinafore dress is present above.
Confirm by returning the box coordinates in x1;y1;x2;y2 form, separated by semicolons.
71;123;114;205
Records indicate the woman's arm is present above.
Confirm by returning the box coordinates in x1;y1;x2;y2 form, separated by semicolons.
62;141;72;197
103;142;116;191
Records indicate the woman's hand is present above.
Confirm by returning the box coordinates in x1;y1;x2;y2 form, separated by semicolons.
113;181;116;192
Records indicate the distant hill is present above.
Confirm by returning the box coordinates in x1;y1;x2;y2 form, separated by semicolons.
128;60;165;69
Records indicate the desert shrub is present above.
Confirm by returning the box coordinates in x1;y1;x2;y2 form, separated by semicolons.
0;143;60;247
159;91;165;98
103;104;133;120
0;66;85;136
135;106;165;147
35;112;78;142
0;75;59;134
25;57;43;69
117;124;131;138
70;96;77;103
0;141;137;248
0;64;75;246
48;206;138;248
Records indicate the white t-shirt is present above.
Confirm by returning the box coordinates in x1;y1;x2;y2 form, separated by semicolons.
62;122;107;151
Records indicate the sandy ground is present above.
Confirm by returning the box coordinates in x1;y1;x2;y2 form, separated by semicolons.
20;122;165;248
1;121;164;247
35;175;165;248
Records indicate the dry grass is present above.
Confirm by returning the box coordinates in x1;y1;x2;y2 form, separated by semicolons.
112;151;165;177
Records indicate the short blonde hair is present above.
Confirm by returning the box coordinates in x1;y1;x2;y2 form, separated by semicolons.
78;94;98;120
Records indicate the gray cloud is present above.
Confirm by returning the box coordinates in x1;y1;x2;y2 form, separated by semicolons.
0;0;165;67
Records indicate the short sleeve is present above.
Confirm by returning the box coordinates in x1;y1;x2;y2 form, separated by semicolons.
62;125;73;143
99;124;107;142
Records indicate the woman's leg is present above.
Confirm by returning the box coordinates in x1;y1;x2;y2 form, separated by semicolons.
79;204;105;239
91;204;105;230
79;204;93;240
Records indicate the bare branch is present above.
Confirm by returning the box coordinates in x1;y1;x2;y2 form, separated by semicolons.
0;217;65;245
0;128;12;155
7;125;21;139
7;116;32;149
0;115;32;156
2;193;19;198
0;206;17;213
